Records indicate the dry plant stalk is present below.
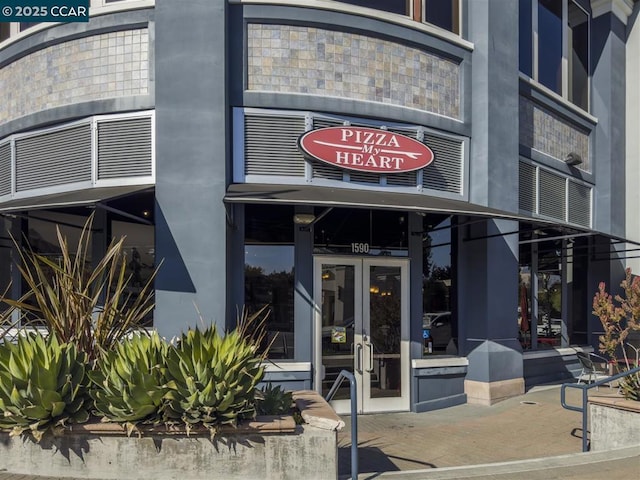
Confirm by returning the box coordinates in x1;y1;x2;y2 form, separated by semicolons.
2;213;159;362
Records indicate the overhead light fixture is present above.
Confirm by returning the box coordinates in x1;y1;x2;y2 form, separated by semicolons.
565;152;583;166
293;213;316;225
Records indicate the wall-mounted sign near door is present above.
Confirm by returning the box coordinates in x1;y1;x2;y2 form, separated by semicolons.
298;126;434;174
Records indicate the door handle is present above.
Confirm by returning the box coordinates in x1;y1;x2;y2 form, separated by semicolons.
365;342;374;373
355;343;363;374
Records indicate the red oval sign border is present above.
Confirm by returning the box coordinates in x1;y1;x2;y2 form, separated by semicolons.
298;126;435;174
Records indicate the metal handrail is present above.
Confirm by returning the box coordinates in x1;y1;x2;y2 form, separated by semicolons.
561;365;640;452
325;370;358;480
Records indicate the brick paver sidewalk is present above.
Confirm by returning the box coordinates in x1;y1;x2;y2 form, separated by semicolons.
337;384;606;476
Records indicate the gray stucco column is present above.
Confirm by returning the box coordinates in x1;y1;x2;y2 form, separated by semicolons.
458;219;522;404
462;0;523;404
154;0;229;337
591;9;627;239
587;7;629;349
587;2;633;349
294;207;314;364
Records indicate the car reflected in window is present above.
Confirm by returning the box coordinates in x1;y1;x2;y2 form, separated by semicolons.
422;312;452;351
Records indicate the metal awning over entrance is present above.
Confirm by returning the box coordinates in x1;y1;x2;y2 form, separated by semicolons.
224;183;553;224
224;183;640;258
0;185;153;214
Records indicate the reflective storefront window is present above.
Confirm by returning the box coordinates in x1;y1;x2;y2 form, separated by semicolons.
111;220;155;326
23;211;90;325
517;225;588;350
422;214;454;356
244;205;295;359
518;237;532;350
537;240;563;347
107;190;155;326
27;212;85;256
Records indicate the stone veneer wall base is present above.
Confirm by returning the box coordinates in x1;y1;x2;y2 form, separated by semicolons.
464;378;525;406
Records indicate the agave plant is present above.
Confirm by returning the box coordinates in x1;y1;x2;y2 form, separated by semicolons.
161;324;266;436
89;332;170;432
2;213;158;362
0;331;90;441
255;383;293;416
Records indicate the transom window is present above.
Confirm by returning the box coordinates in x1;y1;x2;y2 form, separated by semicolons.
519;0;590;111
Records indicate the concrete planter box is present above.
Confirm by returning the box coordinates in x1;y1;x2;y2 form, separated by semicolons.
0;391;343;480
589;396;640;451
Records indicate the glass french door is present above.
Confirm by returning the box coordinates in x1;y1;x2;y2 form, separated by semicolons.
314;256;409;414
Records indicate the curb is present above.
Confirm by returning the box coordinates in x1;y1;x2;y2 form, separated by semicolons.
344;445;640;479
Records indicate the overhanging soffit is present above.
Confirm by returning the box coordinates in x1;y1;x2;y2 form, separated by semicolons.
0;185;153;214
224;183;640;248
224;183;552;223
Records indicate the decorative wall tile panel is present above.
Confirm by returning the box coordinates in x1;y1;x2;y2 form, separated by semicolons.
0;29;149;125
247;24;461;119
519;96;590;172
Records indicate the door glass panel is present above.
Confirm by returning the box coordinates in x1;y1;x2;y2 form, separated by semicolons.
321;264;356;399
368;265;402;399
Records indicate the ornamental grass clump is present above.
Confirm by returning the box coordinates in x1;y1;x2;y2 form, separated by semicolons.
0;331;91;441
0;283;31;343
4;213;158;363
593;268;640;401
88;332;171;432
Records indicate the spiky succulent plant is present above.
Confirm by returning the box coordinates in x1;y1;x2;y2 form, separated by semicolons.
0;332;90;441
256;383;293;416
88;332;170;432
161;325;265;435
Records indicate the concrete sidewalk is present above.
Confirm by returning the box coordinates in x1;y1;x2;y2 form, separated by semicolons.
337;383;639;479
364;446;640;479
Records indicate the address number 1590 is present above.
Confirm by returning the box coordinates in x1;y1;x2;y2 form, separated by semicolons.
351;243;370;254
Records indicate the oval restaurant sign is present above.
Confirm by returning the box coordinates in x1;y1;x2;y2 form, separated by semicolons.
298;126;434;174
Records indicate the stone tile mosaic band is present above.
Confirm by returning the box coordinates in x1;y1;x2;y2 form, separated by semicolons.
247;24;461;119
0;29;149;126
519;96;590;172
